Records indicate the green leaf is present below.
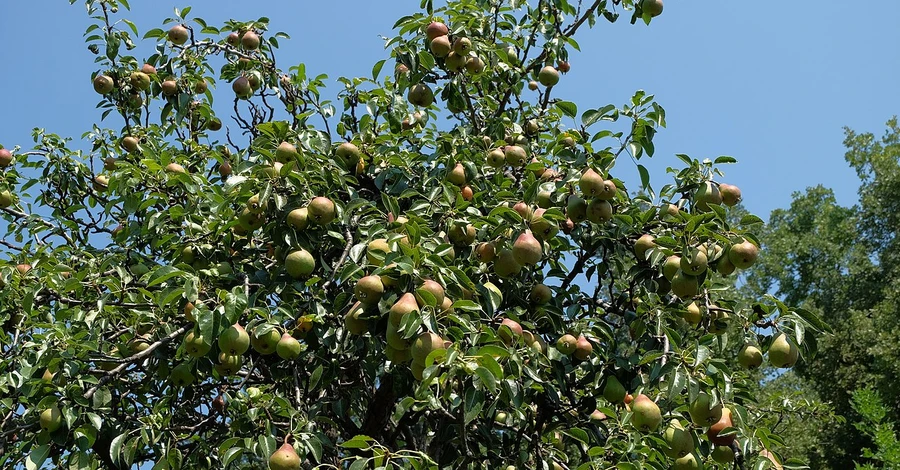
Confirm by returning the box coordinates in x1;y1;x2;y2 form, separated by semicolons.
474;366;498;394
341;435;374;449
557;101;577;118
26;445;50;470
110;432;128;465
372;59;386;81
714;155;737;164
147;266;186;287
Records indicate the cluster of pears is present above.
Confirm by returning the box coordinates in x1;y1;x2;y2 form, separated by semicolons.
496;317;546;354
473;227;543;280
1;148;15;208
571;168;617;225
445;162;474;201
555;332;593;360
383;282;452;380
425;20;485;75
737;331;799;370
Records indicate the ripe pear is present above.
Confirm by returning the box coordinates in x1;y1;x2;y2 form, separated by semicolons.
411;331;445;365
556;334;577;355
528;80;539;91
241;31;260;50
129;71;150;91
579;168;604;197
694;181;722;212
680;248;708;275
671;271;699;298
430;35;452;57
728;240;759;269
719;183;741;206
0;190;14;209
587;199;613;223
250;327;281;355
672;453;701;470
460;185;474;200
682;301;702;326
93;74;114;94
596;179;617;200
285;249;315;279
344;303;369;335
512;231;542;265
275;141;299;163
355;275;385;305
631;394;662;432
447;163;467;185
475;242;496;263
707;407;735;446
538;66;560;86
738;344;763;369
425;21;449;40
168;362;194;386
566;194;588;223
218;323;250;355
0;148;12;167
688;393;722;426
513;201;533;220
287;207;309;231
493;248;523;278
498;318;523;345
530;284;552;305
641;0;664;17
603;376;626;403
168;25;189;45
573;335;593;360
504;145;527;166
589;409;607;424
39;405;62;432
308;196;336;225
416;279;445;307
717;254;736;276
633;234;656;261
408;83;435;107
165;162;187;175
269;442;301;470
232;76;252;98
276;333;302;360
162;79;178;96
768;332;799;368
712;445;734;464
389;293;420;327
663;419;694;458
663;255;682;281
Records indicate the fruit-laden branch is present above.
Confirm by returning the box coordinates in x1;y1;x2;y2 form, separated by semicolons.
83;325;190;400
1;206;76;247
37;292;155;310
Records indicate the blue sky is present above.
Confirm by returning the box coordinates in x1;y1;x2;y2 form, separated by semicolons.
1;0;899;221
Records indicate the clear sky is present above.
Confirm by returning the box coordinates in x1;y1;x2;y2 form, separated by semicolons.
1;1;898;221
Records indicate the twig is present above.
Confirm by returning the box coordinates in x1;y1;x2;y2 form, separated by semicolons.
322;215;359;291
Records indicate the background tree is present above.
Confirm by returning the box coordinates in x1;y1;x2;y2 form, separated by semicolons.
0;0;828;468
744;117;900;469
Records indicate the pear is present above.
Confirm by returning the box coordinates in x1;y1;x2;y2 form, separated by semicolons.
39;405;63;432
0;190;14;208
93;174;110;192
169;362;194;386
307;197;336;225
276;333;302;360
566;194;588;223
630;394;662;432
389;293;420;327
663;255;682;281
663;419;694;458
694;181;722;212
452;37;472;54
250;326;281;355
738;344;763;369
708;308;729;335
93;74;114;94
440;296;454;314
366;238;391;265
354;275;385;305
216;353;243;376
425;21;449;40
184;330;211;357
232;76;253;98
241;31;260;50
416;279;445;307
447;162;467;185
717;253;736;276
513;201;533;220
512;231;542;265
707;407;735;446
448;223;476;246
688;393;722;426
475;242;496;262
238;208;265;231
538;65;560;86
682;301;702;326
430;35;452;57
634;234;656;261
530;210;559;240
504;145;527;166
385;344;411;362
498;318;522;345
493;248;522;278
680;248;708;275
247;194;267;214
530;284;552;305
410;360;426;380
672;453;701;470
671;271;698;298
285;249;315;279
161;79;178;96
486;148;506;168
536;189;553;209
411;331;445;365
587;199;613;223
589;410;607;424
728;240;759;269
573;335;593;360
719;183;742;206
336;142;361;165
218;323;250;355
603;376;626;403
579;168;605;197
269;442;301;470
386;325;411;350
168;25;189;44
344;303;370;335
768;332;799;368
711;445;734;464
408;83;434;107
275;142;299;163
460;185;474;200
287;207;309;231
556;334;577;355
596;179;617;200
0;148;13;167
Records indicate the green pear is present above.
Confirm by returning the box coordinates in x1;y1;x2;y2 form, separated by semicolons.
504;145;527;166
448;223;476;246
641;0;664;18
587;199;613;223
680;247;708;275
663;255;682;281
447;163;466;185
408;83;434;107
512;231;542;265
366;238;391;265
275;141;299;163
711;445;734;464
728;240;759;269
579;168;605;197
411;331;445;365
386;325;411;350
389;293;420;327
494;248;523;278
287;207;309;231
688;393;722;426
415;279;445;307
498;318;522;345
184;331;211;358
269;442;301;470
530;210;559;240
672;452;701;470
556;334;577;355
218;323;250;355
630;394;662;432
344;303;370;335
671;271;698;298
354;275;385;305
634;234;656;261
738;344;763;369
276;333;302;360
169;362;195;386
250;326;281;355
603;376;626;403
682;301;702;326
768;332;799;368
307;196;336;225
694;181;722;212
566;194;588;223
486;148;506;168
0;190;13;208
430;35;452;57
475;242;496;262
529;284;552;305
39;405;62;432
285;249;315;279
663;419;694;458
385;344;411;362
538;65;560;86
216;353;243;376
719;183;741;206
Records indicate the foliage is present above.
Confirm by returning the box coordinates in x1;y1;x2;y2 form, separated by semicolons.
744;117;900;469
0;0;828;468
852;388;900;469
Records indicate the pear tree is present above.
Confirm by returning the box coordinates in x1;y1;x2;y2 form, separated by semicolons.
0;0;831;468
